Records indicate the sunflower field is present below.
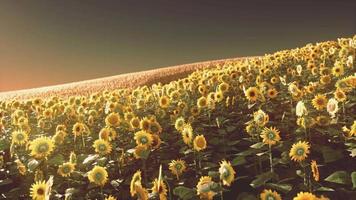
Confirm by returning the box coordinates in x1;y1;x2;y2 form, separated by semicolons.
0;35;355;200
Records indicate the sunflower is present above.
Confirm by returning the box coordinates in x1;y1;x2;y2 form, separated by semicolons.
193;135;207;151
29;137;55;159
214;91;224;103
332;64;344;77
87;166;108;186
311;160;319;181
57;162;75;177
158;96;170;108
334;89;346;102
311;94;327;111
267;88;278;99
140;117;151;131
149;121;162;135
245;87;260;102
30;180;47;200
289;141;310;162
135;184;149;200
174;117;185;132
218;82;229;93
169;159;186;180
130;170;142;197
196;176;216;200
105;112;121;127
72;122;85;136
134;130;153;147
134;145;149;159
11;130;28;146
15;159;27;175
254;109;269;126
219;160;236;186
293;192;317;200
197;96;208;108
151;178;168;200
130;117;141;129
105;195;117;200
93;139;112;155
260;189;282;200
260;127;281;146
181;123;193;145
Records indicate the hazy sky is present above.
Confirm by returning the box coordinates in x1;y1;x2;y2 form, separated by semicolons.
0;0;355;92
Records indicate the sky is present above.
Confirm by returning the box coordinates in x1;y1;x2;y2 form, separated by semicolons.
0;0;355;92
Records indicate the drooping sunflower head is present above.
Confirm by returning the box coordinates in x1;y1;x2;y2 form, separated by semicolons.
181;123;193;145
130;170;142;197
245;87;260;102
87;166;108;187
169;159;186;180
260;127;281;146
134;145;149;159
219;160;236;186
134;130;153;147
93;139;112;155
193;135;207;151
311;94;327;111
151;178;168;200
29;137;55;159
289;141;310;162
11;130;28;146
30;180;47;200
260;189;282;200
293;192;317;200
311;160;319;182
57;162;75;177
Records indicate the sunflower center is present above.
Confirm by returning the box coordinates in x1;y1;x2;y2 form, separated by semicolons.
62;166;71;173
222;167;230;178
140;137;148;144
16;133;25;141
38;143;49;153
175;163;182;170
249;91;256;97
268;132;275;139
95;172;103;181
266;195;275;200
98;144;107;151
37;188;45;195
297;148;304;156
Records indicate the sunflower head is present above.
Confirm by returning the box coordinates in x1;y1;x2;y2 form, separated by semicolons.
293;192;317;200
311;160;319;181
169;159;186;180
245;87;260;102
289;141;310;162
174;117;185;132
260;189;282;200
197;96;208;108
57;162;75;177
93;139;112;155
267;88;278;99
219;160;236;186
105;112;121;127
87;166;108;187
193;135;207;151
181;123;193;145
134;144;150;159
30;180;47;200
334;89;346;102
260;127;281;146
159;96;170;108
254;109;269;126
312;94;327;111
11;130;28;146
29;137;55;159
196;176;216;200
105;195;117;200
134;130;153;147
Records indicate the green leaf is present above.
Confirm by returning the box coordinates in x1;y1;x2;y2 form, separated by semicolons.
265;183;292;193
320;146;344;163
250;142;265;149
47;153;64;166
208;171;220;180
0;139;10;151
83;154;99;165
351;171;356;189
250;172;277;188
316;187;335;192
325;171;351;185
173;186;196;200
231;156;247;166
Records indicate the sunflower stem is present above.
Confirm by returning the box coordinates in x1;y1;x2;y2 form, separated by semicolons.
164;178;172;200
142;159;148;185
220;181;224;200
269;145;274;173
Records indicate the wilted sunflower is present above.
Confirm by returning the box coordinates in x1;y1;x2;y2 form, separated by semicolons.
88;166;108;186
29;137;55;159
30;180;47;200
193;135;207;151
196;176;216;200
181;123;193;145
130;170;142;197
293;192;317;200
57;162;75;177
311;94;327;111
245;87;260;102
260;127;281;146
289;141;310;162
169;159;186;180
134;131;153;147
311;160;319;181
11;130;28;146
105;112;121;127
260;189;282;200
151;178;168;200
93;139;112;155
219;160;236;186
